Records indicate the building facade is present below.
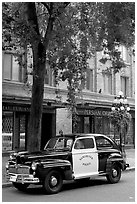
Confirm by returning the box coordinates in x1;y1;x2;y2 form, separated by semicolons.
2;46;135;153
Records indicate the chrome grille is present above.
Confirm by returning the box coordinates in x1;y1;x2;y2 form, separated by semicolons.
9;165;30;174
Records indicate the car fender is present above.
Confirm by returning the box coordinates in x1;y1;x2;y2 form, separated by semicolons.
36;159;73;180
106;153;125;173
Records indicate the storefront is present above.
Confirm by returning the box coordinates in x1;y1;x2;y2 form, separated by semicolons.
2;99;56;153
75;106;135;146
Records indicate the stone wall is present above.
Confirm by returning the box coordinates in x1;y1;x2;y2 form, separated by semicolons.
56;108;72;135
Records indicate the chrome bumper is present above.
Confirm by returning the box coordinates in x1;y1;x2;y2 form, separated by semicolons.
126;163;129;168
8;173;40;184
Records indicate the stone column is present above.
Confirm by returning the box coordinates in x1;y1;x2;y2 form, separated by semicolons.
13;112;20;151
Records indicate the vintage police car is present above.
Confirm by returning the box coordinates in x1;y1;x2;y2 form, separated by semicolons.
6;134;128;194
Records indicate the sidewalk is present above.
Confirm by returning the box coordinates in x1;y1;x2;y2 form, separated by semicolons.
2;148;135;187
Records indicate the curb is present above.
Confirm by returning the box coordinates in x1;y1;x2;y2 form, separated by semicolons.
2;182;12;188
2;167;135;188
125;167;135;172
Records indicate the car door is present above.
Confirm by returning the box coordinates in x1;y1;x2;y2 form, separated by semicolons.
95;135;119;172
72;137;98;179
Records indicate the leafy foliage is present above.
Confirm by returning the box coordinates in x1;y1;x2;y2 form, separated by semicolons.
3;2;135;94
109;109;131;144
109;110;131;130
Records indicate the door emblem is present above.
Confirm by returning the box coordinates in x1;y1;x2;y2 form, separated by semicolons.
79;155;93;166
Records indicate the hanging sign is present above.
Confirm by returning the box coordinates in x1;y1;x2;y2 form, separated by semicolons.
2;105;30;112
77;109;110;116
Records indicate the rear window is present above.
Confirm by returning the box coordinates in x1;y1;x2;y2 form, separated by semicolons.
95;136;114;149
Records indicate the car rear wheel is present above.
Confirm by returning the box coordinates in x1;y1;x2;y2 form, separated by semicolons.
106;163;121;184
43;170;63;194
12;182;29;191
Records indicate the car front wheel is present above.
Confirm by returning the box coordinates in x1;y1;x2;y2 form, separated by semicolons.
106;163;121;184
43;170;63;194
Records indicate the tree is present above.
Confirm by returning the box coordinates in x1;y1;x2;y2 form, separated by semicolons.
109;109;131;146
2;2;135;152
99;2;135;73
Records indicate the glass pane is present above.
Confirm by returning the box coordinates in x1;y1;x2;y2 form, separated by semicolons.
44;68;49;84
108;74;112;94
19;115;26;150
3;54;12;80
84;117;90;133
86;69;93;91
82;138;94;149
74;139;84;149
12;55;19;81
95;116;103;134
95;136;113;149
74;138;94;149
2;112;13;151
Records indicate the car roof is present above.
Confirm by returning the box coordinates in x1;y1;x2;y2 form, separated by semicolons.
56;133;107;139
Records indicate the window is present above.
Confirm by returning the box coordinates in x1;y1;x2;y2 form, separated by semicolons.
44;64;55;86
19;115;26;150
45;137;73;150
44;68;50;85
2;112;13;151
86;69;93;91
74;138;94;149
108;74;112;94
121;46;130;63
2;52;23;82
121;76;129;96
103;73;112;94
95;136;114;149
3;53;12;80
74;116;84;133
84;117;90;133
95;116;103;134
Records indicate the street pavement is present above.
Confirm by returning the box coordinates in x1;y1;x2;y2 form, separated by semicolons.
2;148;135;187
2;171;135;202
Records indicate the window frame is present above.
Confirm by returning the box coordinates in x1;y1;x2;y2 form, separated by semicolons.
121;76;129;96
2;52;23;82
103;72;112;94
86;69;93;91
73;137;95;150
95;136;115;150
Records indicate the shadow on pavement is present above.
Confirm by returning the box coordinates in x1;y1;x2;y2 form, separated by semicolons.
10;178;111;195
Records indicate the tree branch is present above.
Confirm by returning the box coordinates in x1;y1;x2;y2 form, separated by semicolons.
41;2;51;14
63;2;70;8
53;2;70;18
43;15;54;50
25;2;40;36
43;2;70;51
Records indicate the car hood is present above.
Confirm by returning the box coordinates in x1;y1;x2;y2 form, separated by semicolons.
10;149;71;164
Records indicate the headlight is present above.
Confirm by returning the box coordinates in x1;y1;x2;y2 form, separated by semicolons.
10;153;16;160
6;162;9;169
10;155;13;160
31;162;37;171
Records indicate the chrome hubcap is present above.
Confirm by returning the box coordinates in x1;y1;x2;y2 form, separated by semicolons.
50;176;58;186
112;169;117;177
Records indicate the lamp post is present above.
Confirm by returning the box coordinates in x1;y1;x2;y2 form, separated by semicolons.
112;91;130;113
111;91;130;152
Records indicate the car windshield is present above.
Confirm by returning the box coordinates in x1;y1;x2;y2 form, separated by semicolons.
44;137;73;151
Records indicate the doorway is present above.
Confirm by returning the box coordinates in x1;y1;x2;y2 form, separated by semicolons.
41;113;53;150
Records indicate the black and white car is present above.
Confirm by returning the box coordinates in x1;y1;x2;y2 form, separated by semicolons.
6;134;128;194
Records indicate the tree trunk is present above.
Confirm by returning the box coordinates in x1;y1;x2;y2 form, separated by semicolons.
120;132;122;145
25;2;67;152
27;42;46;152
